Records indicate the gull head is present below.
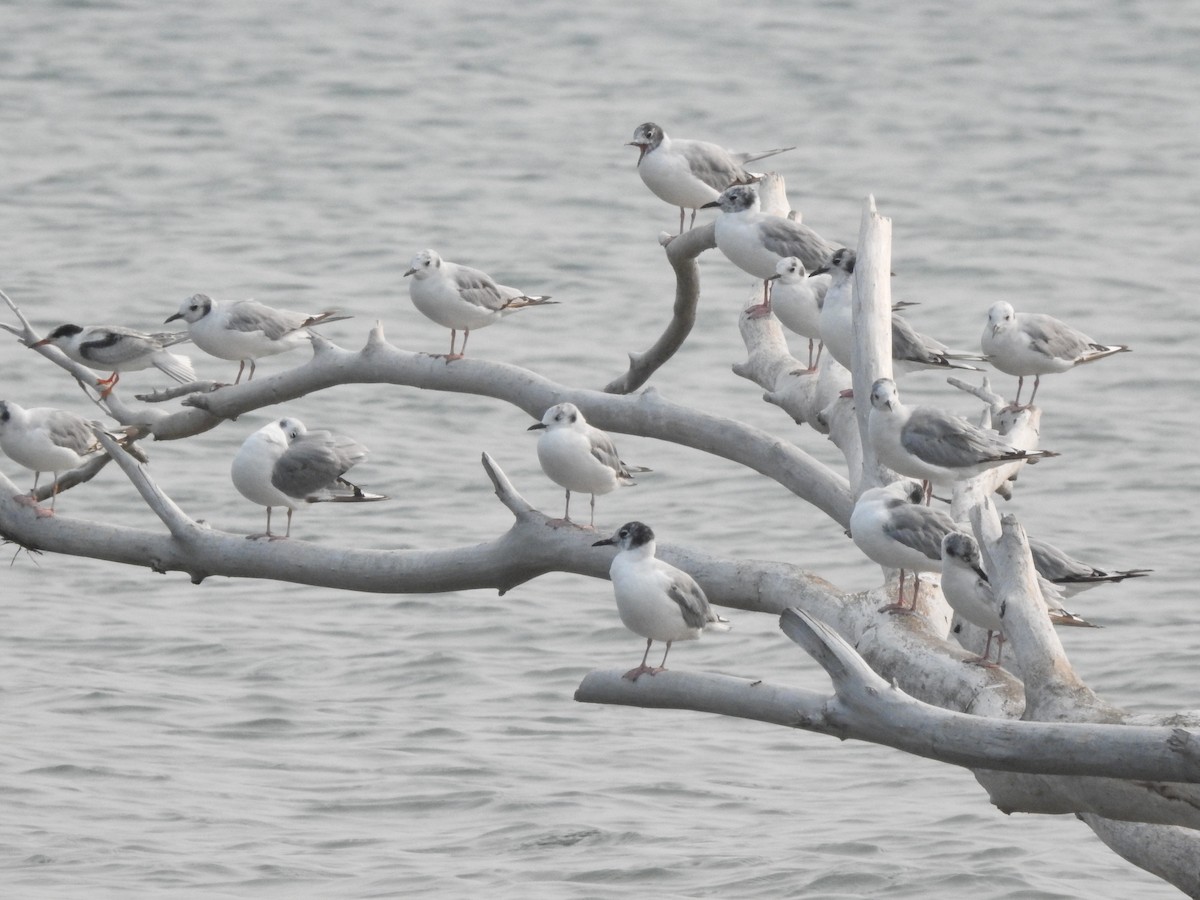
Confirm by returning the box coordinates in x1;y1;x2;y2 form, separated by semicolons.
986;301;1015;337
592;520;656;553
769;257;806;283
528;401;586;433
812;247;856;279
869;377;900;413
31;323;85;349
627;122;664;163
165;293;214;325
700;183;759;214
942;531;981;567
404;249;443;279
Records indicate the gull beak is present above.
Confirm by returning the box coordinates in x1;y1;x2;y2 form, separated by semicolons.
403;267;417;277
767;274;781;282
699;200;720;209
626;141;649;164
164;312;182;323
810;265;830;276
29;337;52;348
527;422;547;431
591;537;616;547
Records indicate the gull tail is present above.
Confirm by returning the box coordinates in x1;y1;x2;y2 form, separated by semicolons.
152;350;197;384
735;145;797;166
1077;344;1132;365
301;311;353;329
308;477;388;503
1060;568;1153;587
150;330;192;348
1048;607;1101;628
500;295;557;312
705;613;733;632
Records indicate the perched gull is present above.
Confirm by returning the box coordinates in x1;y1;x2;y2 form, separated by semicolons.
849;479;956;611
768;257;830;370
166;294;348;384
701;184;840;316
32;323;196;398
1028;537;1151;598
815;249;984;377
626;121;795;234
528;402;648;528
0;400;101;516
981;301;1130;405
592;521;730;681
942;532;1097;667
404;249;554;359
230;417;385;539
867;378;1058;491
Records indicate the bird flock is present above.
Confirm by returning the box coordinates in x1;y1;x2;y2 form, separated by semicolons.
2;121;1147;677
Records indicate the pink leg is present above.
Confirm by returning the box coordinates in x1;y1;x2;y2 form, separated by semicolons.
623;639;656;681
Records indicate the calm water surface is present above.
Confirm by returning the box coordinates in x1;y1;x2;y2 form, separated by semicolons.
2;1;1197;897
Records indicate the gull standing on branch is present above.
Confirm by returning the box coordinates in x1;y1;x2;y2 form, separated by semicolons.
867;378;1059;494
528;402;648;528
0;400;102;516
404;249;554;360
165;294;348;384
942;532;1097;667
849;479;956;611
767;257;830;370
32;323;196;398
592;521;730;681
702;184;840;317
814;249;985;377
981;301;1131;405
230;417;385;540
626;122;795;234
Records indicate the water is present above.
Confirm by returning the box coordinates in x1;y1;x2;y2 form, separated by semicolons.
2;1;1197;896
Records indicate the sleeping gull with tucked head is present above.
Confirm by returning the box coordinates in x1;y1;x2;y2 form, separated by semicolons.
701;184;840;317
592;521;730;681
626;121;795;234
981;301;1130;405
0;400;102;516
231;416;385;540
528;402;648;528
404;249;554;360
166;294;348;384
32;323;196;398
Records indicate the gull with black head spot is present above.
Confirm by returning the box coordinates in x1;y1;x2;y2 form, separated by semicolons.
981;301;1130;405
32;323;196;398
0;400;102;516
592;521;730;681
701;184;841;317
404;249;554;359
231;416;385;540
528;402;648;528
626;122;795;234
166;294;348;384
767;257;830;370
867;378;1058;495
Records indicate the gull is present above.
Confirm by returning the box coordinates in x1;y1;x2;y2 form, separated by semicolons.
701;184;840;317
0;400;101;516
230;416;385;539
165;293;348;384
867;378;1058;492
1028;537;1151;598
767;257;830;370
404;249;554;359
626;122;795;234
849;479;956;611
981;301;1131;405
592;521;730;681
32;323;196;398
815;249;985;376
527;402;648;528
942;532;1097;667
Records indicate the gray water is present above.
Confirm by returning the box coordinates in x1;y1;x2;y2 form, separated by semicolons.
2;1;1198;897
